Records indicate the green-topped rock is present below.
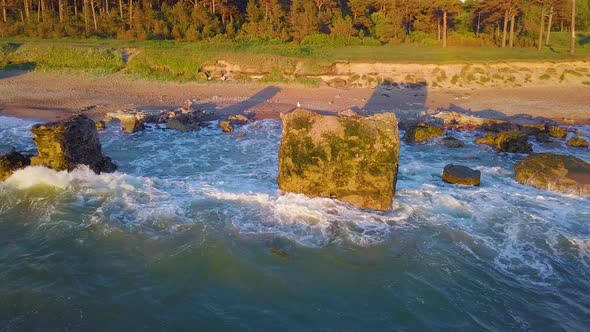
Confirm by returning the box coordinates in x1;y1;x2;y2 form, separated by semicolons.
0;149;31;181
475;131;532;153
514;153;590;196
546;125;568;139
567;137;589;147
404;123;444;143
278;108;400;211
30;115;117;174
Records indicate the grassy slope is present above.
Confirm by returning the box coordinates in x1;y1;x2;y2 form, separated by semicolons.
1;33;589;82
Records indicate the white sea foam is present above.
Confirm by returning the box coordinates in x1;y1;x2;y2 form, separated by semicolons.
1;117;589;288
203;188;411;247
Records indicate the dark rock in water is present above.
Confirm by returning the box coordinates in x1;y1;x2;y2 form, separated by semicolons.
535;132;553;143
440;136;465;148
0;149;31;181
546;125;568;139
219;121;234;132
518;123;546;136
566;137;589;148
95;120;106;131
482;122;521;133
30;115;117;174
278;108;400;211
514;153;590;196
404;123;444;143
475;131;532;153
166;117;200;132
442;164;481;186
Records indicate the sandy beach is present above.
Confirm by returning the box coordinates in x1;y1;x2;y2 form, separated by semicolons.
0;70;589;125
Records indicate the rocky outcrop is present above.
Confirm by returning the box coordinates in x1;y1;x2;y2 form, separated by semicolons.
546;125;568;139
105;108;211;133
219;121;233;132
219;114;249;133
433;111;507;130
404;123;444;143
440;136;465;148
278;108;400;211
166;117;199;132
104;111;146;133
442;164;481;186
519;123;546;136
475;131;532;153
227;114;249;124
30;115;117;174
514;153;590;196
95;120;106;131
567;137;589;147
0;149;31;181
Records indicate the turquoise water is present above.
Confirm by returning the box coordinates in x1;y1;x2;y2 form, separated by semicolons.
1;116;589;331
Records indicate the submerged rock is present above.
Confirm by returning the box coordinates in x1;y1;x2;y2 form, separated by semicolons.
440;136;465;148
442;164;481;186
278;108;400;211
30;115;117;174
535;132;553;143
546;125;568;139
475;131;532;153
514;153;590;196
0;149;31;181
566;137;589;147
404;123;444;143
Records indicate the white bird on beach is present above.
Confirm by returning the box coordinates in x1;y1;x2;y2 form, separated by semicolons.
297;102;301;108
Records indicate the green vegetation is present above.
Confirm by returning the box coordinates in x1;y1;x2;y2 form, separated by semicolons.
1;34;590;83
0;0;589;48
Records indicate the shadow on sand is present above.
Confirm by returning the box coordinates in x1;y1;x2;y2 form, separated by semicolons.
1;43;36;80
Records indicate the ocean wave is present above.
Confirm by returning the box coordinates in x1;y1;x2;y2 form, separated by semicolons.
203;188;413;247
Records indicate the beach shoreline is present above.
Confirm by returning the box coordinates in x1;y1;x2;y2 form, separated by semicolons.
1;71;589;126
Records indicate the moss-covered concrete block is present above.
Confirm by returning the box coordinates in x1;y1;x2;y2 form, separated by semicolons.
30;115;117;174
278;108;400;211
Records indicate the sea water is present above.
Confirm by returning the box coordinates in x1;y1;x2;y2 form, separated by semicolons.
0;116;589;331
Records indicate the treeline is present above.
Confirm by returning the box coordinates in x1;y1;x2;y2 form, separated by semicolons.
0;0;588;48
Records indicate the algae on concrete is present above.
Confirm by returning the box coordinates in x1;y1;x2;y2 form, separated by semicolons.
278;108;400;211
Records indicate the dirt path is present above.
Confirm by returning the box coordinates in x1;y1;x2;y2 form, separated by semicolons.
0;71;588;125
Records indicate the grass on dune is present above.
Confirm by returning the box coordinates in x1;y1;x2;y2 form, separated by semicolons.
1;32;590;82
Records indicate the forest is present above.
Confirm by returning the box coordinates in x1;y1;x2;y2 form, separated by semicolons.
0;0;588;49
